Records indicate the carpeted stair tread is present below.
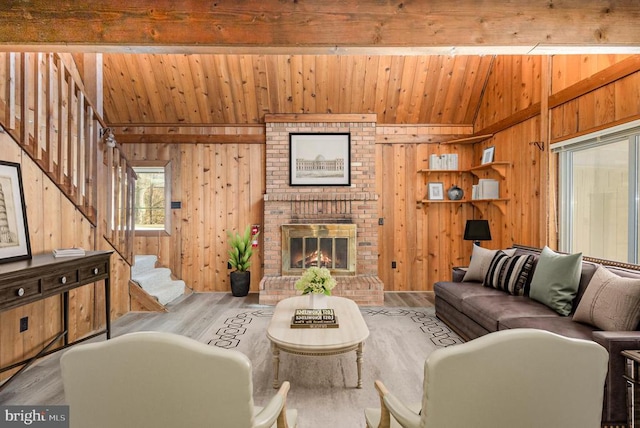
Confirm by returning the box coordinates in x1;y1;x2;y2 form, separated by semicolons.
132;255;159;276
132;268;173;283
131;255;185;306
150;281;186;305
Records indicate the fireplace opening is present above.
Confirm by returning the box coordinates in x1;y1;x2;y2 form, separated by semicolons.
282;224;356;275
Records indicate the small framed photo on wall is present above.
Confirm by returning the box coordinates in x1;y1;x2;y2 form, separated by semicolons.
481;146;495;164
428;182;444;200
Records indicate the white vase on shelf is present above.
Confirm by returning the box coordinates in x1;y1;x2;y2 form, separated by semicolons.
308;292;328;309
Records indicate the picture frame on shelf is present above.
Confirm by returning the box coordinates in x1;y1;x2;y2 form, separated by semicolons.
0;161;32;264
428;182;445;200
289;133;351;186
481;146;495;164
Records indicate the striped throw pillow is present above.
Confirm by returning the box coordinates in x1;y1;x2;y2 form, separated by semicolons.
483;251;535;296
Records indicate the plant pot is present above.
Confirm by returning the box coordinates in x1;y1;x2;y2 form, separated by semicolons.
308;292;328;309
230;271;251;297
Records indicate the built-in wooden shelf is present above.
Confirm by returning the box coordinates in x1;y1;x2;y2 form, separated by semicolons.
469;161;512;179
470;198;509;215
417;198;509;214
440;134;494;145
418;162;512;178
417;169;468;175
417;139;509;216
419;199;468;204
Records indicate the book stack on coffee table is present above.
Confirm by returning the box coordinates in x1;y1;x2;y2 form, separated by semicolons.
291;309;339;328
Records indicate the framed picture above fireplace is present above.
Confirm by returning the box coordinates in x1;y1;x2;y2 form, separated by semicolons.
289;133;351;186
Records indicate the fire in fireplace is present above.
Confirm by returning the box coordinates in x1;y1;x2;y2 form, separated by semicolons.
282;224;356;275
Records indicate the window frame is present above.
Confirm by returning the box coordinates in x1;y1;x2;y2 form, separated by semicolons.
132;161;172;237
552;119;640;263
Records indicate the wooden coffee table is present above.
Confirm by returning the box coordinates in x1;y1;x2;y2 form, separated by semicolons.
266;295;370;389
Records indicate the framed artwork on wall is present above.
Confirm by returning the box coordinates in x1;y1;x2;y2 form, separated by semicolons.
0;161;31;264
428;182;444;200
289;133;351;186
481;146;495;164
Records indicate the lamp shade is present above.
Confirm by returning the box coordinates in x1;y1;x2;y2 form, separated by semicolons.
464;220;492;242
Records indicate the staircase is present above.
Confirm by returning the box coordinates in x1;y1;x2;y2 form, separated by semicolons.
131;255;186;306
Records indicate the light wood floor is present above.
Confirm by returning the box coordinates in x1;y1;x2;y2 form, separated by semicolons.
0;291;434;405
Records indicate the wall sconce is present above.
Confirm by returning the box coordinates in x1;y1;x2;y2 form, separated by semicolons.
464;220;492;247
100;128;116;148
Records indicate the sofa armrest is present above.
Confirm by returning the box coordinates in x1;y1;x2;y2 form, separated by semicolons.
593;330;640;348
592;331;640;424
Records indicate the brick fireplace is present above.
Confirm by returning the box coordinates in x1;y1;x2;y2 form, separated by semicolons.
259;114;384;306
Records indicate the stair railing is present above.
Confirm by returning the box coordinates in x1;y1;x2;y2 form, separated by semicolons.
0;52;135;264
105;138;136;264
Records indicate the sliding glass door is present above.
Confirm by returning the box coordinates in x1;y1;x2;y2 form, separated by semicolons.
555;122;640;263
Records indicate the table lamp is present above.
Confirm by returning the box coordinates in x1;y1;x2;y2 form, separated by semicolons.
464;220;491;246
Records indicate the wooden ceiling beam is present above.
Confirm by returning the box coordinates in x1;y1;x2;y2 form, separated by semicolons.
111;124;265;144
0;1;639;52
115;133;265;144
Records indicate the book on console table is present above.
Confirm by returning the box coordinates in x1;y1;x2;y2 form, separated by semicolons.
53;247;86;257
291;308;339;328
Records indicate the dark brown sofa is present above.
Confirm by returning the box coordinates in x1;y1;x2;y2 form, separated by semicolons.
434;245;640;427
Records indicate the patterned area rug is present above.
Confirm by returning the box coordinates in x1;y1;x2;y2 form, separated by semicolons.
199;306;462;428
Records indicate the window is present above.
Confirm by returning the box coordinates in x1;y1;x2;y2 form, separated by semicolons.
553;121;640;263
133;163;171;235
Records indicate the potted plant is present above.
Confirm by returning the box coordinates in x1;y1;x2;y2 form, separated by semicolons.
295;266;337;308
227;225;258;297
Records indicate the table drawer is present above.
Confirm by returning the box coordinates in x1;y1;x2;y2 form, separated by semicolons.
42;270;79;291
79;261;108;281
0;279;40;308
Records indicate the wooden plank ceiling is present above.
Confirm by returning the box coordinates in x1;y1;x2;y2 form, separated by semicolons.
102;53;494;127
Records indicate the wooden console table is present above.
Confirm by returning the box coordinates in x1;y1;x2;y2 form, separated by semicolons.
0;250;113;391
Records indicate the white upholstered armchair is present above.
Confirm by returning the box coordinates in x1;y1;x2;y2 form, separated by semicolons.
365;328;608;428
61;331;297;428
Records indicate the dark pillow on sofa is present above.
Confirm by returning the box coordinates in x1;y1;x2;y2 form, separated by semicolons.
483;251;536;296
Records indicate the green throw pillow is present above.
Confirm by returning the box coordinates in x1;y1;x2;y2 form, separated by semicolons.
529;246;582;316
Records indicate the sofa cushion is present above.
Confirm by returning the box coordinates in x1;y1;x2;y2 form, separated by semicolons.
462;245;516;282
483;251;535;296
529;246;583;316
460;295;559;332
434;296;491;340
573;262;599;313
498;316;596;341
573;265;640;331
434;281;505;310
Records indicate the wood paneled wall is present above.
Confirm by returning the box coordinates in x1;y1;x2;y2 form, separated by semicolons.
550;58;640;141
474;118;544;248
0;133;131;379
126;140;264;293
551;55;633;93
475;56;542;132
376;127;474;290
